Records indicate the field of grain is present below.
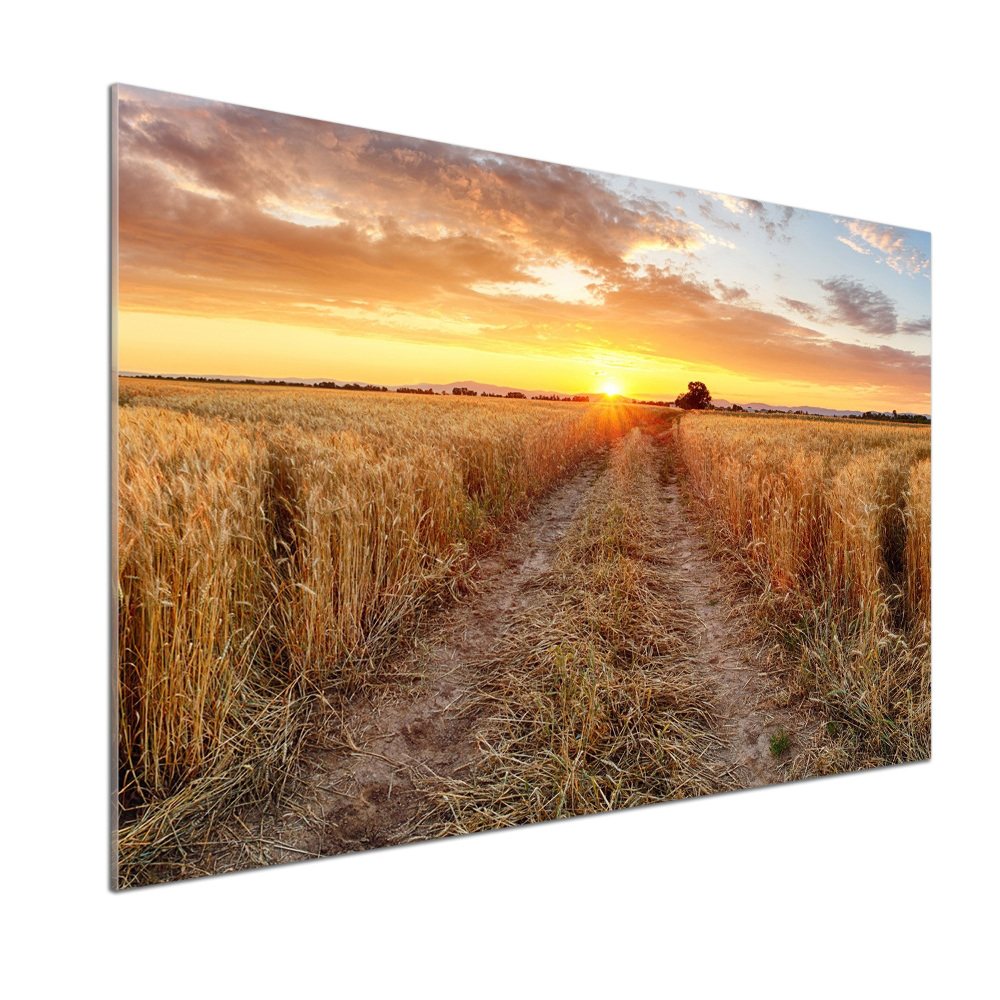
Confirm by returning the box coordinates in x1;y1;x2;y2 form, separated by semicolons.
116;378;658;884
671;412;931;763
116;381;931;885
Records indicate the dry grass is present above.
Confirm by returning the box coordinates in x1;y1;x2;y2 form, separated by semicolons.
670;412;930;764
429;423;731;834
116;379;658;885
904;458;931;620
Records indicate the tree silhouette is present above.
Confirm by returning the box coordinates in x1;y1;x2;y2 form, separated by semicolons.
674;381;712;410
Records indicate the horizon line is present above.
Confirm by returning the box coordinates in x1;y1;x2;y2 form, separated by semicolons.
117;370;931;417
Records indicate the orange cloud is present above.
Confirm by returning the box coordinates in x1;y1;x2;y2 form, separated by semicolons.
115;86;930;412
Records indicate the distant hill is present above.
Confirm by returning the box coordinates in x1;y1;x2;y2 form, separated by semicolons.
712;398;929;419
119;372;572;398
392;379;567;397
711;397;865;417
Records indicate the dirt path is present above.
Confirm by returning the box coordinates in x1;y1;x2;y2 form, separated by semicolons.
214;432;827;874
654;440;824;787
220;457;605;869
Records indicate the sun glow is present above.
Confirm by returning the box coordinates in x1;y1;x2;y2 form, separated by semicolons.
114;86;932;415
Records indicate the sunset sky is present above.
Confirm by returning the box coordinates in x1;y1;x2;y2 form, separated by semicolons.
115;85;931;412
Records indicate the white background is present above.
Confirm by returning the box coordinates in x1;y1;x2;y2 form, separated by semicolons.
4;2;997;996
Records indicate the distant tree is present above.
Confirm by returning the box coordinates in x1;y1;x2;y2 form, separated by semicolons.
674;381;712;410
452;386;478;396
571;394;590;403
505;391;526;399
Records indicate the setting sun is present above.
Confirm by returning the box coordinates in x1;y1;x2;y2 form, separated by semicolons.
115;84;931;413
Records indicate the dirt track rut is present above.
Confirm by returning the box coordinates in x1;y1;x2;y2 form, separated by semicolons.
233;458;604;866
654;446;821;787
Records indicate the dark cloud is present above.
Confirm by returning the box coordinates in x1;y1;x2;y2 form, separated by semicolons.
779;296;821;321
900;316;932;336
715;279;750;302
816;277;898;336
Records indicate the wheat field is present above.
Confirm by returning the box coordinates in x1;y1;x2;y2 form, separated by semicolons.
116;378;658;883
116;381;931;884
671;412;931;762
